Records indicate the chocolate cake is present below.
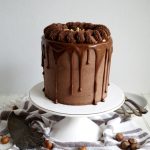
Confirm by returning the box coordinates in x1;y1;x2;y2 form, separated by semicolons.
41;22;113;105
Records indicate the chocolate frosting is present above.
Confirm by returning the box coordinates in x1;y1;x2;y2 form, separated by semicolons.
44;22;110;44
42;22;113;105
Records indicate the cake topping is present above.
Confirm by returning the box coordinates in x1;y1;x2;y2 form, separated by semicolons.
44;22;110;44
76;31;85;43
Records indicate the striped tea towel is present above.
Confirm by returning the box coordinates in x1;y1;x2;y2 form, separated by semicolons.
0;96;150;150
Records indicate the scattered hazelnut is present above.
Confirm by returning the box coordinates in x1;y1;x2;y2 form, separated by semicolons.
44;140;53;150
79;146;87;150
120;140;130;149
1;136;10;144
130;143;140;150
115;133;124;141
128;138;137;144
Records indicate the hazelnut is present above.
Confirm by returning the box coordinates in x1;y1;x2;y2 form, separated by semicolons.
120;140;130;149
44;140;53;150
64;29;69;31
76;27;80;32
115;133;124;141
79;146;87;150
130;143;140;150
1;136;10;144
102;39;106;42
128;138;137;144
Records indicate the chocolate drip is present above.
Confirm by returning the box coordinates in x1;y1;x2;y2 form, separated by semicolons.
86;49;90;64
78;52;83;92
93;79;97;105
104;49;109;93
47;44;66;103
105;48;111;93
41;45;45;67
93;48;106;104
101;49;108;101
51;46;65;103
93;49;97;105
50;43;65;64
42;37;112;105
69;51;74;95
106;47;113;87
55;67;58;103
51;43;85;93
46;47;50;68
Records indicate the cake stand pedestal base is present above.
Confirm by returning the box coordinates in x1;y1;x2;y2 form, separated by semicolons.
50;117;100;142
29;82;124;142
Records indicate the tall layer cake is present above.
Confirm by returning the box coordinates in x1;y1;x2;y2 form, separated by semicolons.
41;22;113;105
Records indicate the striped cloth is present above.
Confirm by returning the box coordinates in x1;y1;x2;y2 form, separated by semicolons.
0;97;150;150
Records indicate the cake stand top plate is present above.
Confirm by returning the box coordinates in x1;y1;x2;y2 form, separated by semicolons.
29;82;124;117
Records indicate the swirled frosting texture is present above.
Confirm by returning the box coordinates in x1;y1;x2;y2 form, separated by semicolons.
44;22;111;44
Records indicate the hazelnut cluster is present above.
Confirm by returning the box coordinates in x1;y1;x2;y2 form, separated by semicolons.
115;133;140;150
44;22;110;44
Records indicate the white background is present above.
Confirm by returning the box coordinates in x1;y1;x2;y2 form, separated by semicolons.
0;0;150;95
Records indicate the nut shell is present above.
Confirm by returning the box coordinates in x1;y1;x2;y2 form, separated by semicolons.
128;138;137;144
120;140;130;149
115;133;124;141
44;140;53;150
1;136;10;144
130;143;140;150
79;146;87;150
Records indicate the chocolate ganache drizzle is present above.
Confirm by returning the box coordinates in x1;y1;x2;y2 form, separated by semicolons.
42;22;113;105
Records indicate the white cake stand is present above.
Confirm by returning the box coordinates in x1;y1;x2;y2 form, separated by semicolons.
29;82;124;142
